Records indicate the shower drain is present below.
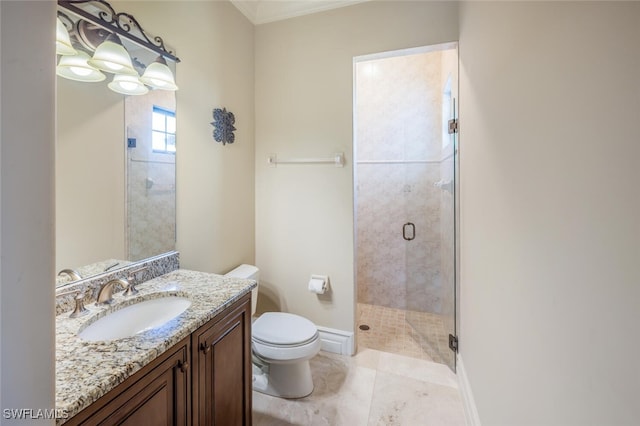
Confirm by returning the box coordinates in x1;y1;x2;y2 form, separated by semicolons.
359;324;370;331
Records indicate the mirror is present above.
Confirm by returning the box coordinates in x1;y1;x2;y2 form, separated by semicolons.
55;2;177;287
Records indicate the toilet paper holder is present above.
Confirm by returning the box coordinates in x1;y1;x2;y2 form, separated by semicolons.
308;275;329;294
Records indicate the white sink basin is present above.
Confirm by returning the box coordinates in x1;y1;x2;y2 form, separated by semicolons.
78;296;191;341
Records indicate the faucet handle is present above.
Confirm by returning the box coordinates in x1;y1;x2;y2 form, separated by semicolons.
57;289;89;318
122;279;139;297
70;291;89;318
124;266;149;296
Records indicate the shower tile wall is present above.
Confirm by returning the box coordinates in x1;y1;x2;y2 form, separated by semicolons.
125;91;176;261
356;51;445;312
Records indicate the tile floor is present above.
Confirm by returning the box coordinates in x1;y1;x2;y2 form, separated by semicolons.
252;349;466;425
357;303;453;368
252;303;465;425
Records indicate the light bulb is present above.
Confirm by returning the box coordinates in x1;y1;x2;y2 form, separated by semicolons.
104;61;124;71
70;66;93;77
150;78;167;87
108;74;148;95
118;81;137;91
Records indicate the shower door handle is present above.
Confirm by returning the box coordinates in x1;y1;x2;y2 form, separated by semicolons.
403;222;415;241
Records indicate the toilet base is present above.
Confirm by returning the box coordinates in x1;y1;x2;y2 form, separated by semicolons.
252;360;314;399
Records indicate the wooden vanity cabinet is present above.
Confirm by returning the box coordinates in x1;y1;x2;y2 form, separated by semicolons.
64;294;252;426
192;294;252;426
65;337;190;426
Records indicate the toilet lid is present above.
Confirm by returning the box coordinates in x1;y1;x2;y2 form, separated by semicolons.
253;312;318;346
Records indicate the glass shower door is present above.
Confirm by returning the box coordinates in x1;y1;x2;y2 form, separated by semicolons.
404;158;455;370
405;46;458;371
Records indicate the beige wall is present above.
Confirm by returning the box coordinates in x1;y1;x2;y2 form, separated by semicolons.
56;79;126;271
1;1;56;422
458;2;640;424
117;1;256;274
255;2;458;332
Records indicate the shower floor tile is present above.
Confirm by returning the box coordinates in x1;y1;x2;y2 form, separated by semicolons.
357;303;452;367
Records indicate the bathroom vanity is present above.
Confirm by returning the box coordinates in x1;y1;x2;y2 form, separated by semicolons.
55;269;254;426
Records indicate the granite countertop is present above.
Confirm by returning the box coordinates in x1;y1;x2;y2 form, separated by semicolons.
55;259;132;286
55;269;256;425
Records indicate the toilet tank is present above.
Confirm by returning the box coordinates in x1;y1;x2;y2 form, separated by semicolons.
224;264;259;315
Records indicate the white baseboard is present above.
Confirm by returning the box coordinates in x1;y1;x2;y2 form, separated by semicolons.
317;326;355;356
457;354;482;426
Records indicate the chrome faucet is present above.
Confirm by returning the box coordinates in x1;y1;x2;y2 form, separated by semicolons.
95;278;129;305
58;268;82;281
123;266;149;296
95;266;149;304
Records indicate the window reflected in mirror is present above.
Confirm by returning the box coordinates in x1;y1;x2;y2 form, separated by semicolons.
152;106;176;154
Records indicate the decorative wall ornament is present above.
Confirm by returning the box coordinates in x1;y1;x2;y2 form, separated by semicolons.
211;108;236;145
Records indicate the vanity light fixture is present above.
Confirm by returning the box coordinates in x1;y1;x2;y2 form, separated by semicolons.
56;17;77;56
108;74;149;96
57;0;180;95
56;50;106;82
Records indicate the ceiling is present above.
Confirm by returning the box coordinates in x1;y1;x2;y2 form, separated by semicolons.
230;0;370;25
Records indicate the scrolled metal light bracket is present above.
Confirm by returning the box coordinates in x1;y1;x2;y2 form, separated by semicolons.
58;0;180;63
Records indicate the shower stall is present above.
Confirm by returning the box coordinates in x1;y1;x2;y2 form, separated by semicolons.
354;44;458;370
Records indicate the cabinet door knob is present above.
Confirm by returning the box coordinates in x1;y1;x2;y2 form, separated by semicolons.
178;361;189;372
200;342;211;353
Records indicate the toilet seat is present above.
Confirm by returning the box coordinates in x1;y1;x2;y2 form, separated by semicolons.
253;312;318;345
252;337;321;363
252;312;321;362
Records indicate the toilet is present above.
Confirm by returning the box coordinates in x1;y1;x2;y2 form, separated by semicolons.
224;264;321;398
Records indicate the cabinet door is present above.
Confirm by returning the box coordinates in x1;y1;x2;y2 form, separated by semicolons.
193;295;252;426
66;338;190;426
